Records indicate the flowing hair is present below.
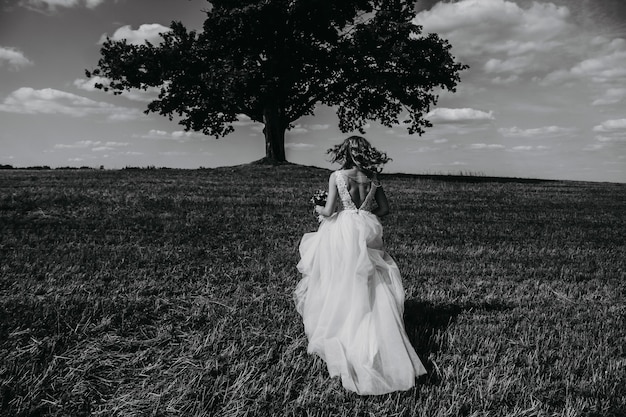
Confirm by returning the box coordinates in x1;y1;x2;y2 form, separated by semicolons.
327;136;391;173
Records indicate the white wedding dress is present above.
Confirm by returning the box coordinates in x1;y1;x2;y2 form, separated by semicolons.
295;170;426;395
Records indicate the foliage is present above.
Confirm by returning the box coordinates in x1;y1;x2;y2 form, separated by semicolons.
1;166;625;416
87;0;468;161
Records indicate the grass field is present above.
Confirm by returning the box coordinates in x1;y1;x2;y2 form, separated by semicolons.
1;165;625;417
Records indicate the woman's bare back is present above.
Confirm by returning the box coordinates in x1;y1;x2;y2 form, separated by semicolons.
340;168;373;208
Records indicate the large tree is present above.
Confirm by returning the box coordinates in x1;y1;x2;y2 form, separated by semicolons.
88;0;467;163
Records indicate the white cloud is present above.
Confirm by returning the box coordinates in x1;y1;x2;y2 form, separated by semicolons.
54;140;129;152
498;125;575;138
510;145;549;151
99;24;171;46
55;140;101;149
540;36;626;86
591;120;626;149
414;0;626;98
427;108;495;124
84;0;104;7
159;151;188;156
570;49;626;83
0;46;33;70
105;141;129;147
409;146;440;153
73;76;107;91
484;56;534;75
592;87;626;106
596;135;626;143
308;124;330;130
134;129;205;142
0;87;144;121
289;124;308;134
107;113;143;122
414;0;571;61
73;77;160;103
593;119;626;133
491;75;519;85
19;0;105;11
285;143;315;150
414;0;569;37
469;143;505;150
431;161;468;166
147;129;168;137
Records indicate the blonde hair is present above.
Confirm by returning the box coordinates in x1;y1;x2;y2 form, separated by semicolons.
327;136;391;173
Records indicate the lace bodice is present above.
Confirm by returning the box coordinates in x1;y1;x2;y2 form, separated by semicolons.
334;171;379;213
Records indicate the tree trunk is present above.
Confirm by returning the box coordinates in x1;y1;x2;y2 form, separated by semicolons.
262;103;287;164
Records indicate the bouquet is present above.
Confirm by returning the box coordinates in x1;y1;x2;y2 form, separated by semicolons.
310;189;328;207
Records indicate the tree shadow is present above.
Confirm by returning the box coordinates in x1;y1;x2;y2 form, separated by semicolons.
403;298;512;385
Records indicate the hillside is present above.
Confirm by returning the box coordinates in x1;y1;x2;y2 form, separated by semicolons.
1;165;625;416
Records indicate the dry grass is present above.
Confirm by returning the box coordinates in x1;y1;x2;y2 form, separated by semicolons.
0;165;625;416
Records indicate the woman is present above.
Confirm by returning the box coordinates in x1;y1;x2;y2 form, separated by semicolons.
294;136;427;395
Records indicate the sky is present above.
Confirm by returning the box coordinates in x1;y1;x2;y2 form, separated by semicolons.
1;0;625;183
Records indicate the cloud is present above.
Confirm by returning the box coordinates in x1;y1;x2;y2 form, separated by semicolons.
55;140;101;149
409;146;440;153
415;0;626;93
414;0;572;63
491;75;519;85
540;36;626;86
469;143;505;150
19;0;106;11
73;77;160;102
159;151;188;156
592;87;626;106
498;125;575;138
569;43;626;83
134;129;206;142
484;56;534;75
431;161;468;166
285;143;315;150
289;125;308;134
0;46;33;70
427;108;495;124
592;119;626;147
232;114;258;127
54;140;129;152
308;124;330;130
0;87;145;121
510;145;550;151
287;122;330;134
593;119;626;133
99;24;171;46
596;135;626;143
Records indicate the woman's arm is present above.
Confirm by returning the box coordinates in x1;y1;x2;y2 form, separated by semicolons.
315;172;338;217
372;185;390;217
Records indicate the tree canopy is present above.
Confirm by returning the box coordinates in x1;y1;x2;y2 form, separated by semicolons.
88;0;468;163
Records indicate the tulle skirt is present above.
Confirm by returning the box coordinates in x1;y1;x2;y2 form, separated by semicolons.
295;209;426;395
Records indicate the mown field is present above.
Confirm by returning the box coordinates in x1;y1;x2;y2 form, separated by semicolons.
0;165;625;417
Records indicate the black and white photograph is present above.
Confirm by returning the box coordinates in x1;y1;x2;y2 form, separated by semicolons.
1;0;625;415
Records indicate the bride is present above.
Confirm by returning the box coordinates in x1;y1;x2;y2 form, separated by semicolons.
294;135;427;395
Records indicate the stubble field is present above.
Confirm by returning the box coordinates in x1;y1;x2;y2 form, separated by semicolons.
0;165;625;416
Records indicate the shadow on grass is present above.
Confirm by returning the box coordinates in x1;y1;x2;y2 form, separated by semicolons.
403;299;512;385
